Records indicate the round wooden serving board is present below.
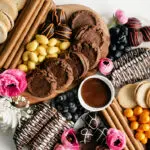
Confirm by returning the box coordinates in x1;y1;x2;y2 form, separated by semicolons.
21;4;110;105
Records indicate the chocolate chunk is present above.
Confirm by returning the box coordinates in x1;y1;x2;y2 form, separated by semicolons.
141;26;150;41
55;24;72;41
27;69;57;97
125;17;142;30
77;127;93;144
69;10;99;30
84;113;101;130
74;25;104;48
40;58;74;90
51;8;67;25
72;42;101;70
39;23;54;39
128;30;143;46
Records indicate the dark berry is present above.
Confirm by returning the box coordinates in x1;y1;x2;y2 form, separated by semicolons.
63;106;69;113
73;88;78;96
63;112;72;120
120;25;128;36
56;105;63;111
51;100;56;108
118;45;125;50
70;106;77;113
109;44;117;51
72;114;79;122
124;47;131;52
69;102;76;109
109;27;120;35
108;55;115;61
55;94;67;103
115;51;123;59
117;36;127;45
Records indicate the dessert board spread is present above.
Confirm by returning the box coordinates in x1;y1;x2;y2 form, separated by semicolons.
0;0;150;150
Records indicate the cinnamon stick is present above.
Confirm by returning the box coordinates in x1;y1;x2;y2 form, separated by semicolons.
101;110;129;150
10;0;53;69
107;106;136;150
0;0;41;68
111;103;144;150
3;0;45;69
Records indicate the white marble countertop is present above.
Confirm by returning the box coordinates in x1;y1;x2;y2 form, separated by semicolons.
1;0;150;150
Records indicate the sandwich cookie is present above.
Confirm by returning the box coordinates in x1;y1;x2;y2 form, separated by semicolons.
0;0;18;20
0;20;8;44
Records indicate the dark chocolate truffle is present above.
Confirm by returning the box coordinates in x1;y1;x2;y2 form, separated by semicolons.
141;26;150;41
125;17;142;29
69;10;99;30
51;8;66;25
55;24;72;41
128;30;143;46
85;113;101;130
77;127;93;144
40;23;54;39
27;69;57;97
72;42;101;70
94;127;108;144
40;58;74;90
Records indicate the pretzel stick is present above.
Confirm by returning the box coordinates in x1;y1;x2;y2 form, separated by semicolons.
10;0;53;69
111;103;144;150
114;99;122;112
0;0;41;68
3;0;45;69
107;106;135;150
101;110;129;150
0;0;30;54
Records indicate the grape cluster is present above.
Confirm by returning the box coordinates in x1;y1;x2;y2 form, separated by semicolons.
50;87;88;122
108;25;130;61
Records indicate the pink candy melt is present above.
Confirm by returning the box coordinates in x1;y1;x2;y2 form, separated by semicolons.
115;9;128;25
106;128;126;150
99;58;113;76
0;69;27;97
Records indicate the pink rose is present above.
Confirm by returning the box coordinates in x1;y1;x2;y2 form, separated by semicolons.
0;69;27;97
61;128;79;150
115;9;128;25
106;128;126;150
99;58;114;76
54;144;65;150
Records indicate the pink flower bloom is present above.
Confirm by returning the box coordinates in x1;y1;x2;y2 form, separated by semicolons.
99;58;114;76
0;69;27;97
115;9;128;25
61;128;79;150
106;128;126;150
54;144;65;150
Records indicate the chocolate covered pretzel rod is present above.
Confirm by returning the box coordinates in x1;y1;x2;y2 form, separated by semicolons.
14;103;57;149
10;0;53;69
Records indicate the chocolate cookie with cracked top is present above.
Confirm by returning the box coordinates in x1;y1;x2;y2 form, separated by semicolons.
74;25;104;48
27;69;57;98
69;10;100;30
66;52;89;80
40;58;74;90
72;42;101;70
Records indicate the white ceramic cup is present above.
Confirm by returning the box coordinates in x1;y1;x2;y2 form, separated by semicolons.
78;74;115;111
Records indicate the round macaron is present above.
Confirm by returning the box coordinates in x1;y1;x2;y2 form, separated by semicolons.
125;17;142;30
141;26;150;42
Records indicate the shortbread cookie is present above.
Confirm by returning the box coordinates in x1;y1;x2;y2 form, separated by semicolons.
146;89;150;108
0;21;8;44
0;0;18;20
13;0;27;11
0;11;11;31
118;84;137;108
135;82;150;108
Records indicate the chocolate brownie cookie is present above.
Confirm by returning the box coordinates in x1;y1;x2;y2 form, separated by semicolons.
72;42;101;70
69;10;100;30
27;69;57;97
40;58;74;90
